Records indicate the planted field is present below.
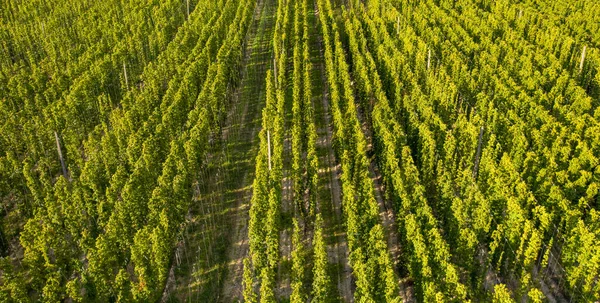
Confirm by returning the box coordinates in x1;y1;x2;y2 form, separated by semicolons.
0;0;598;302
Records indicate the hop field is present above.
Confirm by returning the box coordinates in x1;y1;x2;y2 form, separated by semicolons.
0;0;598;302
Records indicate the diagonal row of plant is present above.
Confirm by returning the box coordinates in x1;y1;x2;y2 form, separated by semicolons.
316;0;403;301
245;67;284;302
290;0;333;301
332;4;473;302
0;0;257;301
390;0;599;300
0;0;195;255
346;0;598;300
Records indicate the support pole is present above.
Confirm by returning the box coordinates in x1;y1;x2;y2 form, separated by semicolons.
54;131;68;180
273;58;277;88
123;62;129;90
427;48;431;70
580;45;587;72
472;126;484;179
267;130;272;171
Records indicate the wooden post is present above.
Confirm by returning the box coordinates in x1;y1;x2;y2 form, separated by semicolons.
579;45;587;72
54;131;68;180
123;62;129;90
472;126;484;179
267;130;272;171
427;48;431;70
273;58;277;88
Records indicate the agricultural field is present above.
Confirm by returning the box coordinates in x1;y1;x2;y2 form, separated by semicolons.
0;0;599;302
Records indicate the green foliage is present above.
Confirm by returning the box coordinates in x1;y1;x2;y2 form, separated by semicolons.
290;220;306;303
243;258;257;303
311;215;332;303
259;267;276;303
0;0;256;300
339;0;600;300
316;0;402;301
492;284;515;303
2;0;599;301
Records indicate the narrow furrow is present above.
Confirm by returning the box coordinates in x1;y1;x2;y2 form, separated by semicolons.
312;0;353;301
217;0;277;300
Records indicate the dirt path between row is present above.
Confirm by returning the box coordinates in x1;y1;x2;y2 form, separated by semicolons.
351;26;416;303
219;0;276;300
367;155;415;302
276;128;293;299
312;2;353;301
163;0;271;301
